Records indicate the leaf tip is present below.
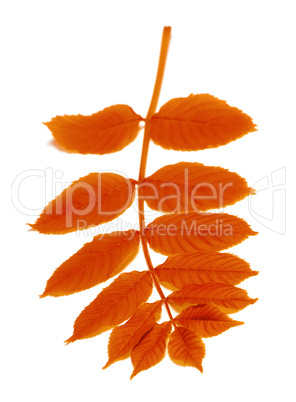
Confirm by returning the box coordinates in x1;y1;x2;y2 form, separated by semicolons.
250;230;259;237
251;297;259;304
64;334;75;345
27;223;36;232
130;371;136;380
102;360;111;370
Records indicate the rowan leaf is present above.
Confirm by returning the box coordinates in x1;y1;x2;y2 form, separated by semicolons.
168;326;205;372
103;301;163;369
140;162;253;213
30;172;136;234
145;212;257;255
65;271;153;343
130;322;172;379
149;94;256;151
175;304;243;337
168;283;258;312
40;230;140;297
155;251;258;288
44;104;144;154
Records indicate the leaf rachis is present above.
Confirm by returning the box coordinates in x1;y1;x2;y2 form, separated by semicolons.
32;26;258;378
137;26;176;327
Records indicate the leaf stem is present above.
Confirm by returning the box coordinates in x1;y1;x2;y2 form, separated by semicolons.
138;27;175;326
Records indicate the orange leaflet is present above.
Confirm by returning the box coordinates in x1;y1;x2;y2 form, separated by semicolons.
144;212;257;255
168;326;205;372
168;283;258;312
139;162;254;213
44;104;144;154
175;304;243;338
103;301;162;369
149;94;256;151
30;173;136;234
40;230;140;297
34;27;259;377
130;322;172;379
155;251;258;288
66;271;153;343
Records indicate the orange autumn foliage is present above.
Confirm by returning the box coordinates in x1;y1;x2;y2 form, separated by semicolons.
140;162;254;213
149;93;256;151
30;172;136;234
144;212;257;254
104;301;163;369
155;251;258;288
45;104;143;154
131;322;172;379
41;230;140;297
32;26;258;378
174;304;243;338
66;271;153;343
168;326;205;372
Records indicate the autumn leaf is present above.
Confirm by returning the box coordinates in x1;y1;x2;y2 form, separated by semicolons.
44;104;144;154
145;212;257;255
30;172;136;234
168;326;205;372
40;230;140;297
175;304;243;337
33;26;259;377
103;301;162;369
65;271;153;343
149;94;256;151
130;322;172;379
155;251;258;288
140;162;253;213
168;283;258;312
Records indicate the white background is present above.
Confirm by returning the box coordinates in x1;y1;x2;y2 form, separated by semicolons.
1;0;295;401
